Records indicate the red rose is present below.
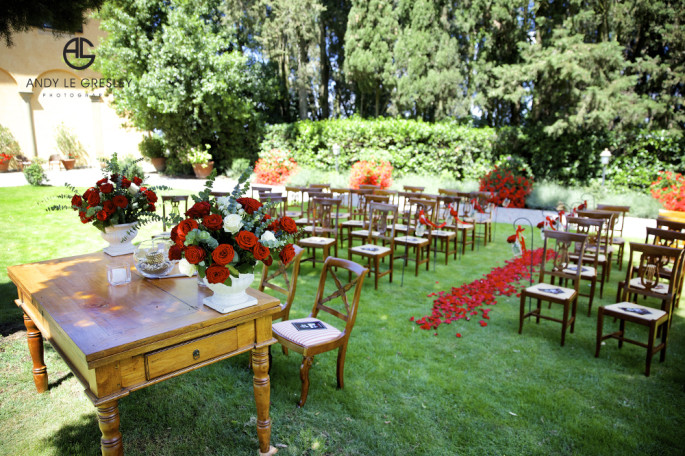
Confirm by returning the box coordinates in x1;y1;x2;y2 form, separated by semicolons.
132;176;142;186
111;174;119;181
176;219;199;239
202;214;223;231
205;264;230;284
267;219;280;232
279;216;297;234
252;243;270;261
96;178;108;186
185;201;211;218
279;244;295;264
184;245;206;265
168;245;183;261
235;231;258;250
103;200;116;214
100;183;114;194
263;256;273;266
113;195;129;208
148;203;155;212
96;210;108;221
121;178;131;189
211;244;235;266
170;224;182;246
71;195;82;210
83;187;97;201
146;190;158;203
236;197;262;214
87;191;101;206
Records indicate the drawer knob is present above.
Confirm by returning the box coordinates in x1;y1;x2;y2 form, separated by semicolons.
193;349;200;360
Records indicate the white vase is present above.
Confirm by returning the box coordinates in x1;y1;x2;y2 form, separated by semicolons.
202;273;258;313
101;222;138;256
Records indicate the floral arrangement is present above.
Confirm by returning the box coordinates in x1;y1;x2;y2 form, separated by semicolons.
479;166;533;208
47;153;162;232
185;144;213;164
0;152;12;165
349;160;393;189
650;171;685;211
254;148;298;185
169;169;300;285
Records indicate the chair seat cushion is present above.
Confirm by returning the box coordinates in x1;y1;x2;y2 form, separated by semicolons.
563;265;597;278
299;236;336;246
525;283;576;300
628;278;669;294
351;229;381;237
394;224;409;231
603;302;666;321
612;237;625;245
273;317;342;347
432;229;456;238
342;220;364;227
394;235;429;246
350;243;392;255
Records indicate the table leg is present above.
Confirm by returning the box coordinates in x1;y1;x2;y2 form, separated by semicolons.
23;313;48;393
97;400;123;456
252;347;277;456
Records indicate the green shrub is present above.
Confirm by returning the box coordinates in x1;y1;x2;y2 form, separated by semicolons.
226;158;251;179
138;135;166;159
23;161;47;186
54;123;87;163
119;155;145;180
0;124;21;156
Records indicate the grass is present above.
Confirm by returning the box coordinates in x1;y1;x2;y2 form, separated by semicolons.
1;185;684;455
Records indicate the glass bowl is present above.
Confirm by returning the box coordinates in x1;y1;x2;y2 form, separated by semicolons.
133;238;176;278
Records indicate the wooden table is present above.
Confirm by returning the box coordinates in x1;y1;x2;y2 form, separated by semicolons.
7;251;279;455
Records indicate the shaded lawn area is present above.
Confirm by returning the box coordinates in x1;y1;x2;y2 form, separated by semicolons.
1;185;684;455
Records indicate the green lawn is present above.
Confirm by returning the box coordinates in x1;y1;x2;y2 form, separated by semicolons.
1;185;684;455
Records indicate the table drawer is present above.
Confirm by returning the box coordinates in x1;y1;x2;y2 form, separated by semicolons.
144;327;239;380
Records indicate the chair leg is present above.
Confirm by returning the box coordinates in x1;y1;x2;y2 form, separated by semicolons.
618;319;625;348
646;323;656;377
560;301;569;346
336;345;347;389
298;356;314;408
374;256;379;289
519;293;526;334
595;308;604;357
587;279;597;316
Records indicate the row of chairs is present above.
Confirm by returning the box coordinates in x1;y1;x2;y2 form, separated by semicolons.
519;213;684;377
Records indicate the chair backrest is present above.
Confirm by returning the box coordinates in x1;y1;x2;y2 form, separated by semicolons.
310;257;369;337
259;191;284;199
161;195;189;231
373;188;397;205
331;188;352;212
210;191;230;198
366;202;398;244
406;197;436;236
436;195;459;224
258;245;305;320
623;242;683;300
539;230;588;289
309;197;341;236
351;188;375;220
577;210;614;251
261;195;288;218
644;227;685;275
310;183;331;192
403;185;424;193
565;216;604;269
656;217;685;234
363;194;391;219
49;154;61;161
359;184;380;190
251;185;272;198
596;204;629;237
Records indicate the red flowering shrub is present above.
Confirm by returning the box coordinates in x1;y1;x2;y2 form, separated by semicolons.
479;167;533;208
254;149;298;185
349;160;393;189
650;171;685;211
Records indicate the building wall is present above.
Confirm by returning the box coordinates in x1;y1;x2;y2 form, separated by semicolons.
0;18;143;165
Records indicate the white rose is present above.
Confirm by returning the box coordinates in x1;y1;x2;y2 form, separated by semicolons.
223;213;243;234
178;258;197;277
260;230;276;243
128;183;139;195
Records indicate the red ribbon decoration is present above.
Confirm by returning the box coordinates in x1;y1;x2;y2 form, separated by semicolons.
516;225;526;252
418;209;447;229
448;204;463;224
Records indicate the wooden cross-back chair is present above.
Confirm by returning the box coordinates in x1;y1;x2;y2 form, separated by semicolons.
596;242;684;376
161;195;189;231
209;191;230;198
470;192;495;246
348;202;398;289
645;227;685;307
393;198;434;276
330;188;352;219
295;188;326;227
348;194;391;249
373;188;398;205
565;216;604;316
285;185;306;218
359;184;380;190
250;185;272;198
309;183;331;192
403;185;424;193
655;218;685;249
298;197;341;267
258;245;305;322
272;257;368;407
596;204;630;270
576;209;615;297
518;230;588;346
429;196;459;264
441;197;475;255
339;189;374;248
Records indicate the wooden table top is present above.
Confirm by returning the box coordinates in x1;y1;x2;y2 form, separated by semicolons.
8;251;280;369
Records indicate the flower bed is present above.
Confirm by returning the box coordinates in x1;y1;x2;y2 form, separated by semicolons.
479;166;533;208
650;171;685;211
254;149;298;185
349;160;393;189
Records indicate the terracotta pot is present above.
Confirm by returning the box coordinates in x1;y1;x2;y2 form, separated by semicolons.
192;161;214;179
0;161;9;172
150;157;167;173
61;159;76;170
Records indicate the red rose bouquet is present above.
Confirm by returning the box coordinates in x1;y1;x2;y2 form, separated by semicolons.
48;153;163;232
170;169;301;285
0;152;13;165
